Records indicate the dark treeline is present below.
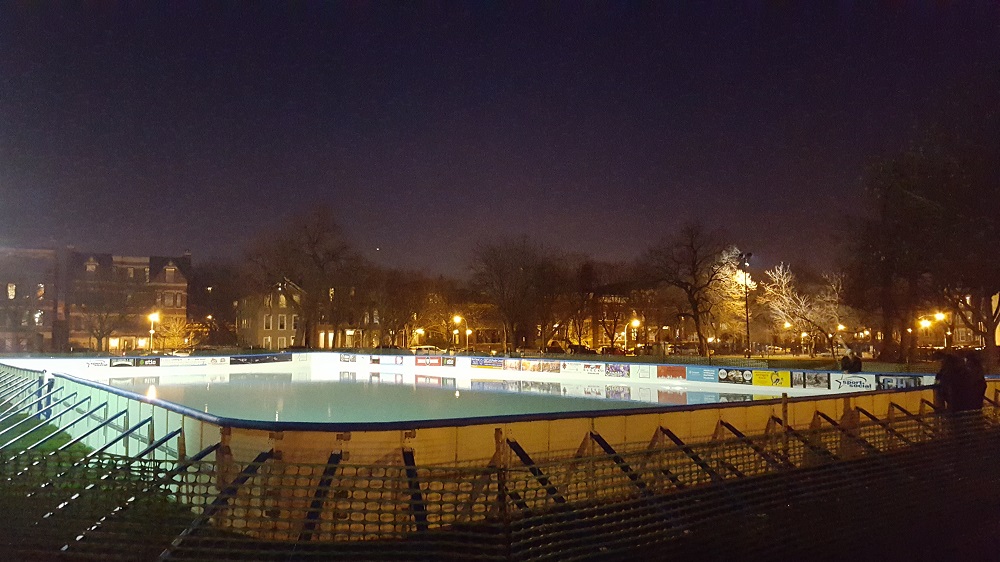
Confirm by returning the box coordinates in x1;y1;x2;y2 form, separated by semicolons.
189;129;1000;371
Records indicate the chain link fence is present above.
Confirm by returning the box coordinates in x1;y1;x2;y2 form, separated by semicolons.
3;405;1000;561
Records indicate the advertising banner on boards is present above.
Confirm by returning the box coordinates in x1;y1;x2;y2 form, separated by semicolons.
876;375;921;390
718;368;753;385
686;366;718;383
561;362;604;376
630;364;654;379
792;371;831;389
751;370;791;388
522;359;560;373
415;356;455;367
829;373;877;391
605;364;630;378
471;357;504;369
231;354;292;365
657;365;686;380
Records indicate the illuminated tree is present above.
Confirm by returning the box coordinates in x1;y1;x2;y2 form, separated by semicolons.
644;223;740;357
762;264;855;359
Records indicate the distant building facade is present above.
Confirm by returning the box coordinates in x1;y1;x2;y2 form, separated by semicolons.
236;280;302;350
0;247;60;352
65;250;192;352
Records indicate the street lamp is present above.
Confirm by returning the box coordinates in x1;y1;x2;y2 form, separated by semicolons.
148;312;160;351
453;315;469;350
739;252;752;358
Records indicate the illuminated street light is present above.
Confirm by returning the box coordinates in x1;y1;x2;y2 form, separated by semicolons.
934;312;945;322
836;324;846;332
453;315;470;349
919;319;932;329
148;312;160;351
739;252;752;358
783;322;792;329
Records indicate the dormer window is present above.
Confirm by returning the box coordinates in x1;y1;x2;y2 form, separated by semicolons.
165;266;176;283
85;257;98;274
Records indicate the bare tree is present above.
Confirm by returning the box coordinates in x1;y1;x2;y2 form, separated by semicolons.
74;273;153;352
244;204;357;347
471;238;543;353
761;264;855;359
645;224;739;357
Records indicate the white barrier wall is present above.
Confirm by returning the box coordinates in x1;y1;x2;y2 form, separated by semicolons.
4;352;934;410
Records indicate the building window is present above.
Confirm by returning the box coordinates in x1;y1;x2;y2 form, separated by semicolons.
128;267;134;279
263;336;272;349
278;314;286;330
278;336;286;349
264;314;272;330
292;315;299;330
290;336;296;346
6;283;14;300
279;294;287;308
264;294;272;308
36;284;44;299
165;267;175;283
329;288;335;302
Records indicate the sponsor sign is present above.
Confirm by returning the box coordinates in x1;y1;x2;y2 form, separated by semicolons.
686;366;718;383
340;354;356;363
503;359;522;371
718;368;753;385
561;362;605;376
111;358;136;367
207;356;230;366
86;359;108;368
658;389;687;405
415;356;443;367
876;375;921;390
472;357;504;369
230;354;292;365
369;355;404;365
656;365;686;380
751;370;791;388
792;371;830;389
829;373;877;391
521;359;560;373
631;365;654;379
606;364;630;378
687;392;720;405
159;357;208;367
605;385;630;400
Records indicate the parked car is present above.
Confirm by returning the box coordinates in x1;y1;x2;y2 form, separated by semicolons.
544;343;565;354
567;344;597;355
409;345;444;355
599;346;625;356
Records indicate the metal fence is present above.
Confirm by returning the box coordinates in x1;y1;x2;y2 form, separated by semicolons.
3;401;1000;560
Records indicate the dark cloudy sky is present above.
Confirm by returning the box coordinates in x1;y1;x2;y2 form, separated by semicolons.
1;2;997;276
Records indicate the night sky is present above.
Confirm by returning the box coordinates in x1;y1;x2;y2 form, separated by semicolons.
1;3;998;276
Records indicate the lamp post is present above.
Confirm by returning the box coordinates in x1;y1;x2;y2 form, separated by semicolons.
148;312;160;352
453;315;469;350
739;252;752;358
